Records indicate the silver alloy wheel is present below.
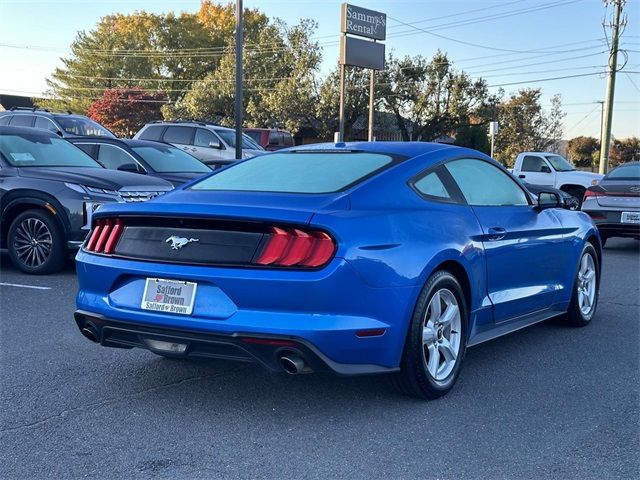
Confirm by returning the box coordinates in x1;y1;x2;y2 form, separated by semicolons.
422;288;462;382
577;252;597;317
13;217;53;268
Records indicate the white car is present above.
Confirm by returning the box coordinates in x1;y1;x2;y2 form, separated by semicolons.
134;121;265;168
511;152;603;206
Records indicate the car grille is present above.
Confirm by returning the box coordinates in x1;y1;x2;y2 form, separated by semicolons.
118;190;167;202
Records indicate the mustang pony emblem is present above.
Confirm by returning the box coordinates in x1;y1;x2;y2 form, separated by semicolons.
165;236;199;250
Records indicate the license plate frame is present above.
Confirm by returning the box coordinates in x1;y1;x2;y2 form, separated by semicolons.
141;278;198;316
621;211;640;224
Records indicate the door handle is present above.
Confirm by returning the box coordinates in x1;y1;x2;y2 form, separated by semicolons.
518;174;526;179
487;227;507;241
190;148;197;152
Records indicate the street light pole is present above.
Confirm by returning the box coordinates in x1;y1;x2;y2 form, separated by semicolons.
235;0;244;160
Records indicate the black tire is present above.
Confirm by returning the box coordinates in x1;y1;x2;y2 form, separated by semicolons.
561;243;599;327
391;270;468;399
7;209;67;274
563;186;586;209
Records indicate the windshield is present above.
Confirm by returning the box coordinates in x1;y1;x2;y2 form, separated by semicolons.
244;131;262;145
0;133;102;167
545;155;575;172
132;145;211;173
192;152;397;194
53;116;115;138
214;129;264;150
607;163;640;180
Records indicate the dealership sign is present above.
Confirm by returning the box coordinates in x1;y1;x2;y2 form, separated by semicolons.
340;36;385;70
341;3;387;41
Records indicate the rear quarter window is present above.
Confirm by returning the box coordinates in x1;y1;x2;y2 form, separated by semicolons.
191;152;400;193
138;125;165;141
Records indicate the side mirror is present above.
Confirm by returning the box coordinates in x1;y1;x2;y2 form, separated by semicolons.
56;130;64;137
209;139;221;149
536;191;561;210
117;163;144;174
540;165;552;173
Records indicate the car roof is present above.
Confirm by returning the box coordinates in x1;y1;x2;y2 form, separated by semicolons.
281;141;462;158
145;121;232;131
68;137;169;148
0;125;57;137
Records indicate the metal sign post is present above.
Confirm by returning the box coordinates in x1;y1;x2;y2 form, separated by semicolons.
234;0;243;160
489;121;499;158
338;3;386;143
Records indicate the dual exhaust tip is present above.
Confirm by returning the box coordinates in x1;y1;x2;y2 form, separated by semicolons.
81;324;99;343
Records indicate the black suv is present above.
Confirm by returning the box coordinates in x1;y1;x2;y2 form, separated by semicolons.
0;126;172;274
0;107;115;138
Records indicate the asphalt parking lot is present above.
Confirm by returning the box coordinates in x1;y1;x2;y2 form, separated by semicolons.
1;238;638;479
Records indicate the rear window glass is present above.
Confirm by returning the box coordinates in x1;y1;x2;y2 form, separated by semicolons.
138;125;164;141
607;163;640;179
163;126;193;145
191;152;397;193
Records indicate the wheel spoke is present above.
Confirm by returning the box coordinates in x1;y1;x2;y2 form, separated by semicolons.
439;338;457;363
584;269;595;281
429;291;442;322
439;304;459;329
426;344;440;377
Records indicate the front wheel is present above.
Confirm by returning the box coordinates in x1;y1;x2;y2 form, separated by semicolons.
561;244;599;327
7;209;67;274
392;270;468;399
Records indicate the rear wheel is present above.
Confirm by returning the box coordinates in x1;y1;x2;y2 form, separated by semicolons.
561;244;599;327
392;270;468;399
8;209;66;274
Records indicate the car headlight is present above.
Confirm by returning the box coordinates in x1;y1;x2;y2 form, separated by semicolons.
65;182;88;194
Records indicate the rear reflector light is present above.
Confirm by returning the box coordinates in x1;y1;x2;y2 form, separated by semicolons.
85;218;124;254
355;329;386;337
241;337;298;347
255;227;336;268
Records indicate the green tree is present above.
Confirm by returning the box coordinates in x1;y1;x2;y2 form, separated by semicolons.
38;3;268;114
609;137;640;167
87;88;168;137
493;89;565;167
164;19;322;136
454;125;490;154
567;136;599;167
377;52;496;141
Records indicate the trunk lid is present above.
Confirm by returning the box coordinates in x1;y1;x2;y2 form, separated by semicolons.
595;180;640;208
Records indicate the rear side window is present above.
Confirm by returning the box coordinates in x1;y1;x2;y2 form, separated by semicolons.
521;155;547;172
9;115;35;127
446;158;529;206
192;152;398;193
138;125;164;141
75;143;98;158
194;128;218;147
163;126;193;145
413;172;451;200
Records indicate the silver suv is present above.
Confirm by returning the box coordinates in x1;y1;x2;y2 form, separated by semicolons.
134;121;265;168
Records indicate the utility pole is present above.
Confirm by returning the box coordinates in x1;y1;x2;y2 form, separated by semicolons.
234;0;243;160
599;0;625;174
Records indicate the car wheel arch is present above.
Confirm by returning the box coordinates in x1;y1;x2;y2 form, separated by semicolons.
559;184;586;196
2;195;69;247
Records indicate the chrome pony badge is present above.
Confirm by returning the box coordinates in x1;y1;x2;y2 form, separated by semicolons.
165;236;199;250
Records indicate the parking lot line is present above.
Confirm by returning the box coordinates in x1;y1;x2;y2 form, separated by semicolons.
0;282;52;290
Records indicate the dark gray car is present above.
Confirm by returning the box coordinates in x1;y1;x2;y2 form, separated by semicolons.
0;126;172;274
0;107;115;139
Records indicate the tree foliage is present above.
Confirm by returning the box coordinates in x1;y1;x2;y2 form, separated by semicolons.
164;19;322;136
493;89;565;167
38;3;269;114
87;88;167;137
609;137;640;167
377;52;498;142
567;136;599;167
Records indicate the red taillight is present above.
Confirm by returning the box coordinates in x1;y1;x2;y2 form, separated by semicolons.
583;189;598;202
255;227;336;268
85;218;124;254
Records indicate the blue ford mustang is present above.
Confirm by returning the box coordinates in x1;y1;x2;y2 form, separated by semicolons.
74;142;602;398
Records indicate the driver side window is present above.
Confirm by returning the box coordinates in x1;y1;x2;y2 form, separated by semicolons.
445;159;529;206
522;155;549;173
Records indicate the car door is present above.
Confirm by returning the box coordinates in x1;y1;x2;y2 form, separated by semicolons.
444;158;568;322
517;155;556;187
192;128;226;165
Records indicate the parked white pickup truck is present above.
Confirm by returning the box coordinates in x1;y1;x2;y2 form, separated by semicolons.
511;152;603;205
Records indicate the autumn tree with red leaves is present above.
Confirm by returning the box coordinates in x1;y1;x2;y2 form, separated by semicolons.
87;88;167;137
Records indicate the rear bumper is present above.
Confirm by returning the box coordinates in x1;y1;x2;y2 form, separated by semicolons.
583;209;640;238
74;310;398;375
75;251;418;373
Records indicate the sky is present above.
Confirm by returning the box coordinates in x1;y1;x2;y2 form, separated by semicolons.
1;0;639;140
